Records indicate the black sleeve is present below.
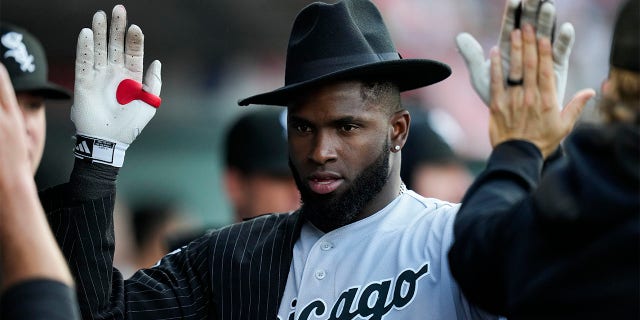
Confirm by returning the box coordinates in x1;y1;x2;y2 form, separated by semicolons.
0;279;80;320
45;159;215;319
447;140;544;315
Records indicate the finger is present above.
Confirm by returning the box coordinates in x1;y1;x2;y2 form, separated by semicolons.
456;33;485;71
562;89;596;128
92;10;108;68
75;28;95;84
143;60;162;96
499;0;521;58
108;5;127;65
536;1;555;40
125;24;144;79
522;24;538;90
509;29;524;82
553;22;575;65
456;33;491;104
537;37;556;104
0;64;19;114
490;47;505;108
520;0;540;28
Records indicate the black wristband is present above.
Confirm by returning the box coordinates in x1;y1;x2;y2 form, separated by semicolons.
69;158;119;202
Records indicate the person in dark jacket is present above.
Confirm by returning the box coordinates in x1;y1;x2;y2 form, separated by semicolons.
448;0;639;319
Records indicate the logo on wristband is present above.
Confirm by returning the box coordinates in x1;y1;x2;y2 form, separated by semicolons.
74;135;116;164
75;139;92;155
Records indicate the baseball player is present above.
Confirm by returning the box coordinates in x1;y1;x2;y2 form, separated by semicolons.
400;106;473;202
0;22;72;175
168;107;301;250
449;0;639;318
43;1;574;319
224;108;300;222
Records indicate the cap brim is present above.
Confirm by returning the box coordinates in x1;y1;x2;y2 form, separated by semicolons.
238;59;451;107
13;81;71;100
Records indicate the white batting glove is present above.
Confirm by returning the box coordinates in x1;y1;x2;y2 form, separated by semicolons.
71;5;162;167
456;0;574;108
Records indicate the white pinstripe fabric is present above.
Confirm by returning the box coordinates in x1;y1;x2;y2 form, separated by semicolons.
43;179;304;319
40;162;495;319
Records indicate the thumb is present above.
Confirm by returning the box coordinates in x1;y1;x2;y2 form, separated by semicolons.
562;89;596;127
456;33;485;71
143;60;162;96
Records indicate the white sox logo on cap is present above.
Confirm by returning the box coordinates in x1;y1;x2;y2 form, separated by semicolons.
1;31;36;73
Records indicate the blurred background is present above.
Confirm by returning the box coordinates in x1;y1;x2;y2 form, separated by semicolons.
1;0;624;230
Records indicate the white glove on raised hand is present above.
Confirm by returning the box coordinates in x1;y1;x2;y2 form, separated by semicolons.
71;5;162;167
456;0;574;108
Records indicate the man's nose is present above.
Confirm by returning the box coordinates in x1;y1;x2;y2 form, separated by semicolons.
308;131;337;165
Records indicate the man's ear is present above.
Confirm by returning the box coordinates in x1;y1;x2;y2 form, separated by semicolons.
390;109;410;149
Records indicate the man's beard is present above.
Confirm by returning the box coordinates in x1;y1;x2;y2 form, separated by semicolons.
290;142;390;232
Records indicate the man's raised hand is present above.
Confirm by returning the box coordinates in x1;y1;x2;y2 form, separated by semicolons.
71;5;162;167
488;24;594;158
457;0;575;108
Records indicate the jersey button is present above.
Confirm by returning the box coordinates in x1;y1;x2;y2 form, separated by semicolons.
315;269;326;280
320;241;333;251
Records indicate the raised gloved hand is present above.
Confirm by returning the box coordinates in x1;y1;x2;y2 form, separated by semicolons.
71;5;162;167
456;0;574;108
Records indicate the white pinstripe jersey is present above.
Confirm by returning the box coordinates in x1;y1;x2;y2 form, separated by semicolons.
44;161;500;319
277;191;497;319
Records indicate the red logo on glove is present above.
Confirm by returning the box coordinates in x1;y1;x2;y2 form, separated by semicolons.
116;79;161;108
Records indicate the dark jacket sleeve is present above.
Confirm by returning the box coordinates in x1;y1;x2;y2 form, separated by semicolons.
449;127;640;319
43;159;214;319
0;279;80;320
447;140;544;315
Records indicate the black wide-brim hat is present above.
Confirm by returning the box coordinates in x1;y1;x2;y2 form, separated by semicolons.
238;0;451;107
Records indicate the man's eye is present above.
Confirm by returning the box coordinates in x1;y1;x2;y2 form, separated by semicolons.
29;102;44;110
22;101;44;110
340;124;358;132
295;124;311;133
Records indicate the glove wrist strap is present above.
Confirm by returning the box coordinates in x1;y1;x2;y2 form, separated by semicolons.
73;134;129;167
